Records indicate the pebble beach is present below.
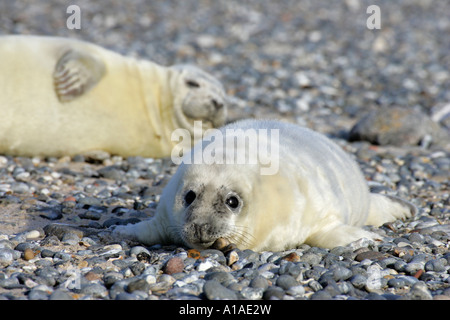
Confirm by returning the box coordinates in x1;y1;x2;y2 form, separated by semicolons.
0;0;449;302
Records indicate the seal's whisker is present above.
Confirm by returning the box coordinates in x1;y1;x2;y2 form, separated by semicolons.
227;224;255;248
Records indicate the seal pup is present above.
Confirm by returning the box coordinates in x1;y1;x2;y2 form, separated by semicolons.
114;119;416;251
0;35;226;158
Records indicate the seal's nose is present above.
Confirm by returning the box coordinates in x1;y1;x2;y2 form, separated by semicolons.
193;223;210;241
211;98;223;110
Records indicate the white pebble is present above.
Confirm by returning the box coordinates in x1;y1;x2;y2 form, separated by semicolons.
241;287;264;300
25;230;41;240
144;274;157;284
0;156;8;167
15;171;30;181
173;280;187;288
197;259;216;272
51;172;61;179
122;268;133;278
286;285;305;296
24;278;39;289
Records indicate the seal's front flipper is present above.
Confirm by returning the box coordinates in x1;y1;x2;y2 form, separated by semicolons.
53;49;106;102
112;218;168;247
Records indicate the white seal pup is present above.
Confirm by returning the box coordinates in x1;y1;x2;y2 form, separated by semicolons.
0;35;226;158
114;119;416;251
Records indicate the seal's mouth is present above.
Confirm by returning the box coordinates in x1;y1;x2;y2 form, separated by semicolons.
180;230;216;249
190;240;215;250
181;95;226;128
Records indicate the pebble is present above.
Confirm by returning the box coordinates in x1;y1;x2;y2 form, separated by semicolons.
263;286;285;300
249;275;269;290
210;237;231;251
126;278;151;294
163;257;184;275
0;249;15;267
349;107;449;147
204;280;238;300
404;282;433;300
241;287;264;300
355;251;385;262
23;248;36;261
301;252;322;265
276;275;299;290
50;289;74;300
80;283;109;299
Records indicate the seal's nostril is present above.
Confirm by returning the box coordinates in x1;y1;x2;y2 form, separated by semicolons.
211;99;223;109
193;223;210;241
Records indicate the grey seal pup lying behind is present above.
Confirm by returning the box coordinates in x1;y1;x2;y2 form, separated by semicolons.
0;35;226;158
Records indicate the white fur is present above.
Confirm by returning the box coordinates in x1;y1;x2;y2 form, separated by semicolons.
0;35;226;158
114;119;415;250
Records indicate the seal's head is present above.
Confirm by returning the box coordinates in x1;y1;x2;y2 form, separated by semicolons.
169;65;227;133
162;160;295;251
164;162;260;250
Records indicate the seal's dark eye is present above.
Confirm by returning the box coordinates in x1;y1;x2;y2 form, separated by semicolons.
225;196;240;209
186;80;200;88
184;190;196;206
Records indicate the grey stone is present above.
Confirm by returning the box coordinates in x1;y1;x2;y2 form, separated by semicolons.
349;107;449;147
276;274;299;290
203;280;238;300
126;278;151;294
80;283;108;298
404;282;433;300
249;275;269;290
263;286;285;300
49;289;74;300
301;252;322;265
0;249;15;267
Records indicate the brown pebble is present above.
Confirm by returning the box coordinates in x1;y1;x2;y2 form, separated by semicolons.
187;249;201;259
413;269;424;279
210;237;230;251
282;252;300;262
382;222;397;232
393;247;414;257
222;243;238;254
23;248;36;261
84;271;102;281
226;250;239;266
355;251;385;262
71;293;81;300
79;240;91;247
164;256;184;275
